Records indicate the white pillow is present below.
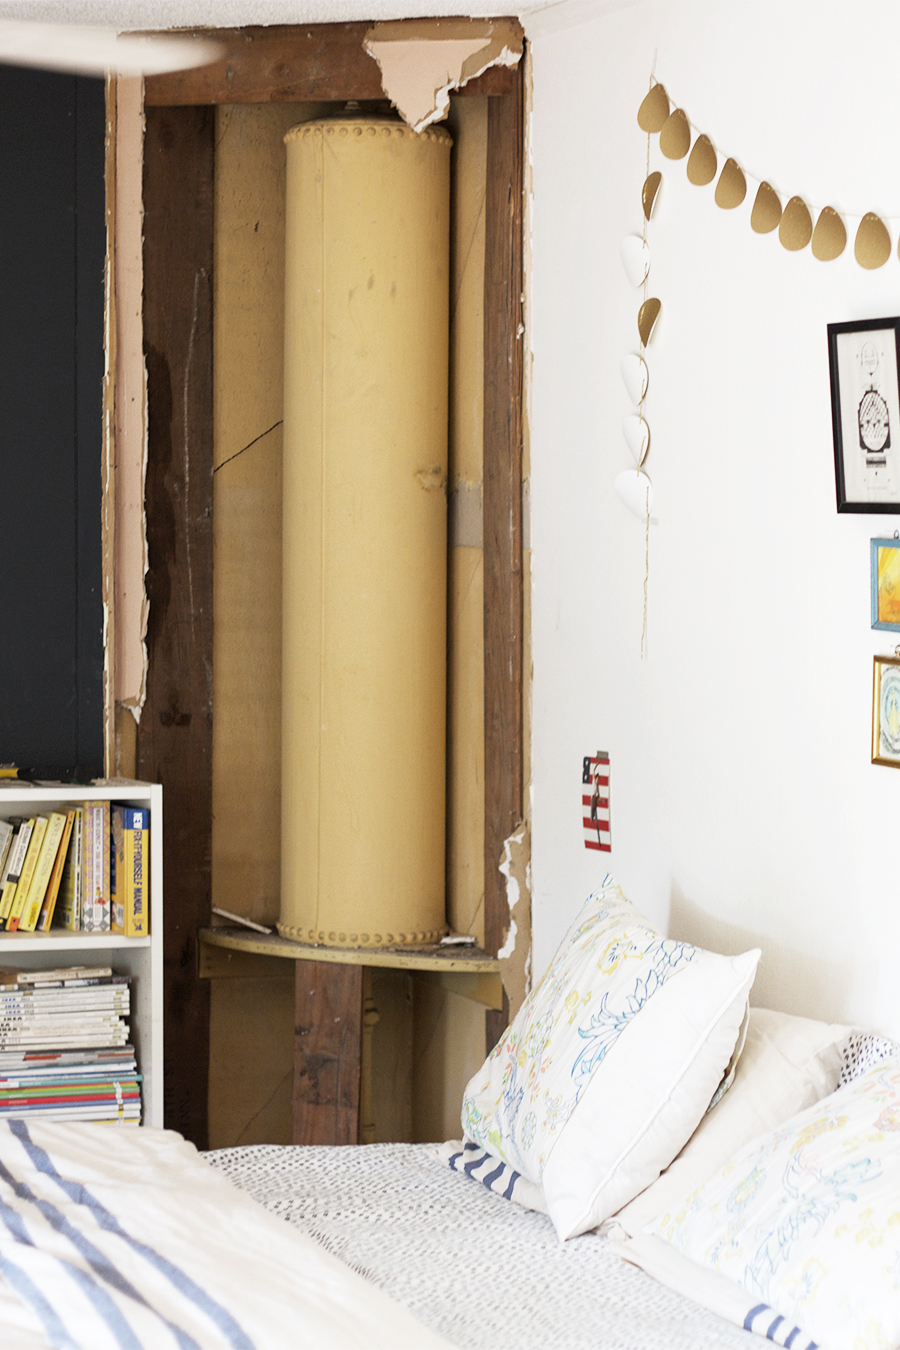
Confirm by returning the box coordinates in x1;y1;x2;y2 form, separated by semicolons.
617;1058;900;1350
610;1006;851;1236
461;877;760;1240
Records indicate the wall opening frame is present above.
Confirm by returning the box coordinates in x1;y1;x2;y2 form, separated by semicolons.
136;22;526;1146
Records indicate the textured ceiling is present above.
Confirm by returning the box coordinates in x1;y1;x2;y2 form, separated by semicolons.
0;0;562;27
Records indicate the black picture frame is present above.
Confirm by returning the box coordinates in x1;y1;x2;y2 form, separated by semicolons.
828;316;900;514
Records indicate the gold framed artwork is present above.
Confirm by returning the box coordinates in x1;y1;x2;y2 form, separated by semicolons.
872;654;900;768
871;537;900;631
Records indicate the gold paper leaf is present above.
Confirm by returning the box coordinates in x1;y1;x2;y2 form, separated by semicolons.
686;134;717;186
779;196;812;251
811;206;846;261
659;109;691;160
642;171;662;220
714;158;746;209
855;213;891;269
637;83;670;133
638;297;661;347
750;182;782;234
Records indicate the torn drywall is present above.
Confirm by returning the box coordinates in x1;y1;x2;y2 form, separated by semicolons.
113;75;149;718
497;821;532;1021
364;18;523;134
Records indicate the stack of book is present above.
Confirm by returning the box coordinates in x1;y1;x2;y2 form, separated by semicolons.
0;967;140;1123
0;803;149;936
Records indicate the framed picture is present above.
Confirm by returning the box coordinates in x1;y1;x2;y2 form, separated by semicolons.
871;537;900;631
828;317;900;513
872;654;900;767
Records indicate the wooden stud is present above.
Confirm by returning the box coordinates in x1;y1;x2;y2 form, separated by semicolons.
138;104;215;1150
144;24;517;107
293;960;363;1144
482;68;525;964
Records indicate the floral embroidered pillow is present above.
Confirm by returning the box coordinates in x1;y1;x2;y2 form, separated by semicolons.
641;1061;900;1350
462;876;759;1240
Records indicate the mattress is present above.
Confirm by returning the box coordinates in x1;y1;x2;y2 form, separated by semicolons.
207;1142;758;1350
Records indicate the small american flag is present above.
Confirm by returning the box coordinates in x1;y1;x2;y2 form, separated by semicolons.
582;753;610;852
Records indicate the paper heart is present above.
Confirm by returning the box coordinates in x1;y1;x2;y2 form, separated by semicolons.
620;235;651;287
615;468;653;519
623;414;650;466
620;353;649;405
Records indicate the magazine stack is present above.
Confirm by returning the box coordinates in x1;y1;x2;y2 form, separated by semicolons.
0;965;140;1123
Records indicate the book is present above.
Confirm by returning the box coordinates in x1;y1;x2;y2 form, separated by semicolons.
6;816;47;932
37;810;76;932
0;1045;134;1070
111;806;150;937
19;812;68;932
0;820;14;884
0;820;23;893
81;802;110;932
57;808;83;930
0;966;113;986
0;977;126;999
0;820;35;927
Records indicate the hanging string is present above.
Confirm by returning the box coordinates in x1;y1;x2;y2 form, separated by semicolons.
648;75;900;224
641;483;650;661
638;74;654;660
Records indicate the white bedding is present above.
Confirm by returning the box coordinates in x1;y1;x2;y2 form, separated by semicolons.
208;1141;761;1350
0;1121;452;1350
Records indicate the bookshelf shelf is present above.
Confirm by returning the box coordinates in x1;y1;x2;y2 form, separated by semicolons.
0;780;163;1127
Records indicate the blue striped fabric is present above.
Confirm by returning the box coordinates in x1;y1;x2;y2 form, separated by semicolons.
444;1140;546;1210
743;1302;818;1348
0;1121;257;1349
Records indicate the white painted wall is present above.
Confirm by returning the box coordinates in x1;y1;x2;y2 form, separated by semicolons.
527;0;900;1035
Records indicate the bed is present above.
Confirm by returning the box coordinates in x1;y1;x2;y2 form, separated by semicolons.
0;877;898;1350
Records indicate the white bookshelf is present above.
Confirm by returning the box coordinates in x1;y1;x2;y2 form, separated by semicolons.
0;781;163;1127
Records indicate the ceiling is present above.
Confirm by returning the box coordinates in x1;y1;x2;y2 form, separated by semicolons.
0;0;563;26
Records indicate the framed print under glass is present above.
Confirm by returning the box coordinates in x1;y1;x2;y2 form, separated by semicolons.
872;654;900;768
871;537;900;631
828;317;900;513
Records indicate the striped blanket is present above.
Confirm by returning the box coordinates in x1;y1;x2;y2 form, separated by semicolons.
0;1119;451;1350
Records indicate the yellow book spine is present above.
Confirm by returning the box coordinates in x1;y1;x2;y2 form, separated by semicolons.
7;818;48;932
19;813;67;932
0;878;17;926
111;807;150;938
38;810;76;932
126;824;149;938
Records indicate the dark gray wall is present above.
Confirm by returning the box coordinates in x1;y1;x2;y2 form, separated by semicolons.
0;68;105;778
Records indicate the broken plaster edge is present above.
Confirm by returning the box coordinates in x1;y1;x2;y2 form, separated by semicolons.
364;20;523;136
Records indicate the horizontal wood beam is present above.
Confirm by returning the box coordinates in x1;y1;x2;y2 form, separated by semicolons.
145;23;518;106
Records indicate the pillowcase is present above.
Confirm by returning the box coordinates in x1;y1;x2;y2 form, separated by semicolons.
609;1006;852;1236
616;1059;900;1350
461;876;760;1240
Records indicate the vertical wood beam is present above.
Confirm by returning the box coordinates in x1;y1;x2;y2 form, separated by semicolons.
138;104;215;1149
293;961;363;1144
482;68;525;969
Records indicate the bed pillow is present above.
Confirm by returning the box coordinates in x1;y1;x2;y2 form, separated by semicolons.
461;876;760;1240
610;1006;852;1236
617;1058;900;1350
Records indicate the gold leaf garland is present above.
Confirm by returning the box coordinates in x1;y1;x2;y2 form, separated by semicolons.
640;79;898;267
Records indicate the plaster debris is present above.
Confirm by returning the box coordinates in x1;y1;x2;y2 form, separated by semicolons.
497;821;532;1020
497;919;517;961
364;18;523;134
